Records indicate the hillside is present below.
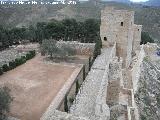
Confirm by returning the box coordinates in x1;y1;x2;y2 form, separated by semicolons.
0;1;160;41
143;0;160;6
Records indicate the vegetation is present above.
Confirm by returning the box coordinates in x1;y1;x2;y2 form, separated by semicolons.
0;18;100;49
69;97;74;104
64;95;68;112
0;50;36;74
0;68;3;75
93;34;102;60
76;80;80;95
9;61;16;70
2;64;9;72
41;39;76;59
0;86;13;120
140;32;154;45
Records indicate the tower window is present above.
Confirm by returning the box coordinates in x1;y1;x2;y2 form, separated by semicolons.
121;22;123;26
138;29;139;31
104;37;107;41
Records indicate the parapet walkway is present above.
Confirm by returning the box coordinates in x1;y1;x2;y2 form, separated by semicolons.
70;46;115;120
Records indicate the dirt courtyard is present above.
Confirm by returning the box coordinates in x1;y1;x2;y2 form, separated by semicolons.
0;55;78;120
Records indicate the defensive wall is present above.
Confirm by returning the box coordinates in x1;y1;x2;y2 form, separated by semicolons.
8;7;146;120
100;7;142;68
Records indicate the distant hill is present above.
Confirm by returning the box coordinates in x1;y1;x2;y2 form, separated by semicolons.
102;0;160;6
143;0;160;7
0;1;160;41
102;0;130;3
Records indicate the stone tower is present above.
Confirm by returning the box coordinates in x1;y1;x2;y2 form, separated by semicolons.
100;7;142;68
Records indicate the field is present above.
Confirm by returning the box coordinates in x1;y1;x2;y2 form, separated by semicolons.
0;54;78;120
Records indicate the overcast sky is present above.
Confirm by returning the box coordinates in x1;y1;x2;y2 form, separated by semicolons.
130;0;149;2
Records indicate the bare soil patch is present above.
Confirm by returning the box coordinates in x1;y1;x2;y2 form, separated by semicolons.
0;55;77;120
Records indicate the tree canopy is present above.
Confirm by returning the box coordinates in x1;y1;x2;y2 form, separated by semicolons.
141;32;154;45
0;19;100;50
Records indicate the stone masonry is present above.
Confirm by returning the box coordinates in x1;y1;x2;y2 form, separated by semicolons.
100;7;142;68
39;7;143;120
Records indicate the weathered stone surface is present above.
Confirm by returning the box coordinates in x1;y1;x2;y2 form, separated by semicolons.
100;7;142;68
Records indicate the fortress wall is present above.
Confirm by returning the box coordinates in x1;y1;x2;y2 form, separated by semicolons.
100;7;135;68
133;25;142;52
70;43;116;120
107;57;122;105
94;43;116;120
132;45;145;93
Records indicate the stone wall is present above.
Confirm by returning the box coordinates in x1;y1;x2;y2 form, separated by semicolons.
133;25;142;53
107;57;123;106
100;7;142;68
41;65;84;119
70;43;116;120
132;45;145;93
58;65;85;112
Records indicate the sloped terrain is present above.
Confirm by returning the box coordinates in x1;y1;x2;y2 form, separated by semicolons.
0;2;160;40
135;60;160;120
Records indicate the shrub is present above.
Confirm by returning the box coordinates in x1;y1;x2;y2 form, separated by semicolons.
26;50;36;60
0;68;3;75
76;81;80;95
20;56;26;64
93;36;102;60
15;58;21;66
2;64;9;72
69;97;74;104
26;53;31;60
0;86;13;120
64;95;68;112
141;32;154;45
9;61;16;70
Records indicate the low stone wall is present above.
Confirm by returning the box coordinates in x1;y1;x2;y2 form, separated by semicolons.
15;43;39;52
58;65;85;112
41;64;84;119
56;41;95;56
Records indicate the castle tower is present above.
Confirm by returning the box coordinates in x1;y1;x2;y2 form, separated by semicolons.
100;7;142;68
133;24;142;53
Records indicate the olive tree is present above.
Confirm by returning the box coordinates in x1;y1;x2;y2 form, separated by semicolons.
41;39;75;59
